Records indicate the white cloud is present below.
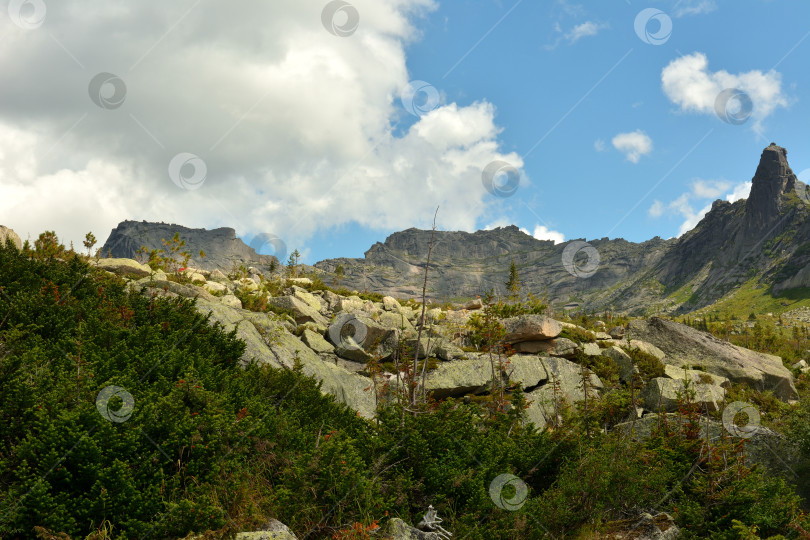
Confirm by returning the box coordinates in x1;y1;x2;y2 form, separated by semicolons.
648;178;752;235
0;0;530;256
611;130;652;163
726;181;752;203
483;220;564;244
648;200;665;218
565;21;607;43
691;178;731;199
673;0;718;17
661;52;788;133
594;139;606;152
531;225;565;244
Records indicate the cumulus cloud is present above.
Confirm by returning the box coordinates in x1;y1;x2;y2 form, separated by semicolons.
0;0;526;260
612;130;653;163
661;52;788;132
594;139;606;152
483;220;564;244
648;178;752;235
531;225;565;244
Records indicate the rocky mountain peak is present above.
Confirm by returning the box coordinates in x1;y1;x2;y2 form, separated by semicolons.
744;143;799;225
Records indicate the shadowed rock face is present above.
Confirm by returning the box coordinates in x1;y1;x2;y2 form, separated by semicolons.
101;220;279;273
315;144;810;314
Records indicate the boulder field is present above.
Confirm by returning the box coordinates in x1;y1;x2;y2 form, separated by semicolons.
90;257;799;433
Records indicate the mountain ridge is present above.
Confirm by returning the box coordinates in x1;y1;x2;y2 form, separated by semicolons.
98;143;810;315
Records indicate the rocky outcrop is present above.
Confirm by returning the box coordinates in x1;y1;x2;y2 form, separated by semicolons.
0;225;22;250
524;357;603;429
640;377;725;413
502;315;562;342
101;220;279;273
93;258;153;278
627;317;797;400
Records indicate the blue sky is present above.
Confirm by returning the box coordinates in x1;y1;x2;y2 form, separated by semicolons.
1;0;809;264
396;0;810;246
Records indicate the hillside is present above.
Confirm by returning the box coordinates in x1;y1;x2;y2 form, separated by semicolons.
2;232;810;538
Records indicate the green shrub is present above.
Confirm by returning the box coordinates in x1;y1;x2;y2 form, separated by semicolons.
559;326;597;344
626;347;665;379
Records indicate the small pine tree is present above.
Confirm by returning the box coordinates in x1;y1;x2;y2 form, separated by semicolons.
286;249;301;277
82;232;97;257
335;264;345;287
505;258;521;302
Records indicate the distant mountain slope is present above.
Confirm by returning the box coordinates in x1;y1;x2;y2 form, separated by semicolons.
315;144;810;315
100;220;279;272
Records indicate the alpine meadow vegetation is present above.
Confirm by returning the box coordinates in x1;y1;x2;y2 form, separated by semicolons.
1;234;810;539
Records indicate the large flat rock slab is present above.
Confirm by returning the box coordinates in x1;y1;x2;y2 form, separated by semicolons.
628;317;797;400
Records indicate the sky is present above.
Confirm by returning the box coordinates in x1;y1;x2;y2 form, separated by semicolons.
1;0;809;264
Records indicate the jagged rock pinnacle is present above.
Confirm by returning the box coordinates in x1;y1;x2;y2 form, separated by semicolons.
744;143;798;226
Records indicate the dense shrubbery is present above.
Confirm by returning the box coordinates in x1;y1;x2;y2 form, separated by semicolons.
1;236;810;539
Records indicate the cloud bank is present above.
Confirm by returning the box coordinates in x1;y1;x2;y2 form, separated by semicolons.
0;0;523;258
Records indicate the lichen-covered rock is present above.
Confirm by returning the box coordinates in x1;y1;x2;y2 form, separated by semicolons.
301;328;335;354
602;345;637;382
268;295;329;327
628;317;797;400
640;377;725;413
383;518;435;539
194;298;376;418
203;281;228;294
94;258;153;278
502;315;562;343
327;313;398;362
524;357;603;430
221;294;242;309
